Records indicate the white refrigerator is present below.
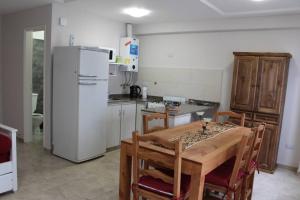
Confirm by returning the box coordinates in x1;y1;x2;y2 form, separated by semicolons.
52;46;109;163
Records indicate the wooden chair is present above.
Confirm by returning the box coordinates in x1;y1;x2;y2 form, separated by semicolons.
242;123;266;200
214;111;246;127
143;112;169;134
204;132;255;200
132;131;190;200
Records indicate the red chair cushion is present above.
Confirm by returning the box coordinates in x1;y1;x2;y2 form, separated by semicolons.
0;133;11;163
205;157;245;188
137;173;191;199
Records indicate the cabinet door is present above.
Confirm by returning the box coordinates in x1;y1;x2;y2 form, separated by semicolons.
255;57;288;114
136;103;145;134
121;104;136;140
254;122;279;172
170;114;192;128
106;104;121;148
231;56;259;111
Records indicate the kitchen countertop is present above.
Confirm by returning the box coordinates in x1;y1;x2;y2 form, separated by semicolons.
108;94;163;104
108;94;220;117
141;104;212;116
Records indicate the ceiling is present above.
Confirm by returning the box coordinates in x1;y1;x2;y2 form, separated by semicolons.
71;0;218;24
68;0;300;24
1;0;300;23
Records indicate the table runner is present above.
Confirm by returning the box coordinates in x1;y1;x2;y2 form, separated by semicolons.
169;123;237;149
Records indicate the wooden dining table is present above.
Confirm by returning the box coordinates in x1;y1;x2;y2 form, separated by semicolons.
119;121;251;200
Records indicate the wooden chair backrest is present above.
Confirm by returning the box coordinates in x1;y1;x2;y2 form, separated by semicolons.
246;123;266;172
132;131;183;199
143;112;169;134
228;133;254;189
215;111;246;127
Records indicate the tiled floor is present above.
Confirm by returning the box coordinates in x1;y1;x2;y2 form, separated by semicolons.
1;138;300;200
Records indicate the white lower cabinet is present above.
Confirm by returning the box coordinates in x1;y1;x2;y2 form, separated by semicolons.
106;104;121;149
141;112;192;131
106;102;192;149
136;103;146;134
106;103;137;149
168;113;192;127
120;104;136;140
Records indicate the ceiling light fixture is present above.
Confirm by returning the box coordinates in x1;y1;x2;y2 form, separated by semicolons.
123;7;151;18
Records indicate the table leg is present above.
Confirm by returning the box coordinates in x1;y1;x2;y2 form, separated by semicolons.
189;167;205;200
119;143;132;200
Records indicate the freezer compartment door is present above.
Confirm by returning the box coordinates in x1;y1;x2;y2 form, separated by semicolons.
79;49;109;80
77;80;108;161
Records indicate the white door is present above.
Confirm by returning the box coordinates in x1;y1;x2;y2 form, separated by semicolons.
121;104;136;140
79;49;109;80
106;104;121;148
77;80;108;161
136;103;145;134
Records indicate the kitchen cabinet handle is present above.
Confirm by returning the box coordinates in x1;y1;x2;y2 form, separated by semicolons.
123;110;125;117
78;82;97;85
119;110;122;117
79;74;98;78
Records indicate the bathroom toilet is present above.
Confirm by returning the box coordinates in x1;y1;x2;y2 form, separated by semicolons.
32;93;43;134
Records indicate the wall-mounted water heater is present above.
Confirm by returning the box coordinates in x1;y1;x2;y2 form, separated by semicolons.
119;37;139;72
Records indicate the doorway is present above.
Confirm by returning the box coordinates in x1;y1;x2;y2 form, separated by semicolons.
23;27;46;147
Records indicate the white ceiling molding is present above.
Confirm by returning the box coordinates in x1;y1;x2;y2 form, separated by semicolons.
200;0;300;17
199;0;225;15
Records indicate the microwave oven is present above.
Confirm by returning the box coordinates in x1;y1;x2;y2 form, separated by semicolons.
99;47;116;63
108;48;116;63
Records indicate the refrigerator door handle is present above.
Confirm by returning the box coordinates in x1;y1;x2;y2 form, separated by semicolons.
79;78;108;81
78;82;97;86
79;74;98;78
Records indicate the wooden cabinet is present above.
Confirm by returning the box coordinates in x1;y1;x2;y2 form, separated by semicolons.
255;57;288;114
253;122;279;171
231;56;259;111
230;52;291;173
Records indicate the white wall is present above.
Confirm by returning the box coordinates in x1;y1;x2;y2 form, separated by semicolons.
51;2;126;95
1;1;126;149
135;15;300;167
51;2;125;50
137;67;223;102
2;5;52;148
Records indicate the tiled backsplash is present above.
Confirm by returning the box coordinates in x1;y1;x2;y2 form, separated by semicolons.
108;66;138;95
136;67;223;102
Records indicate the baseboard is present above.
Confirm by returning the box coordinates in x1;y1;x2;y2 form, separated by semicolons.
277;163;298;172
106;146;120;152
